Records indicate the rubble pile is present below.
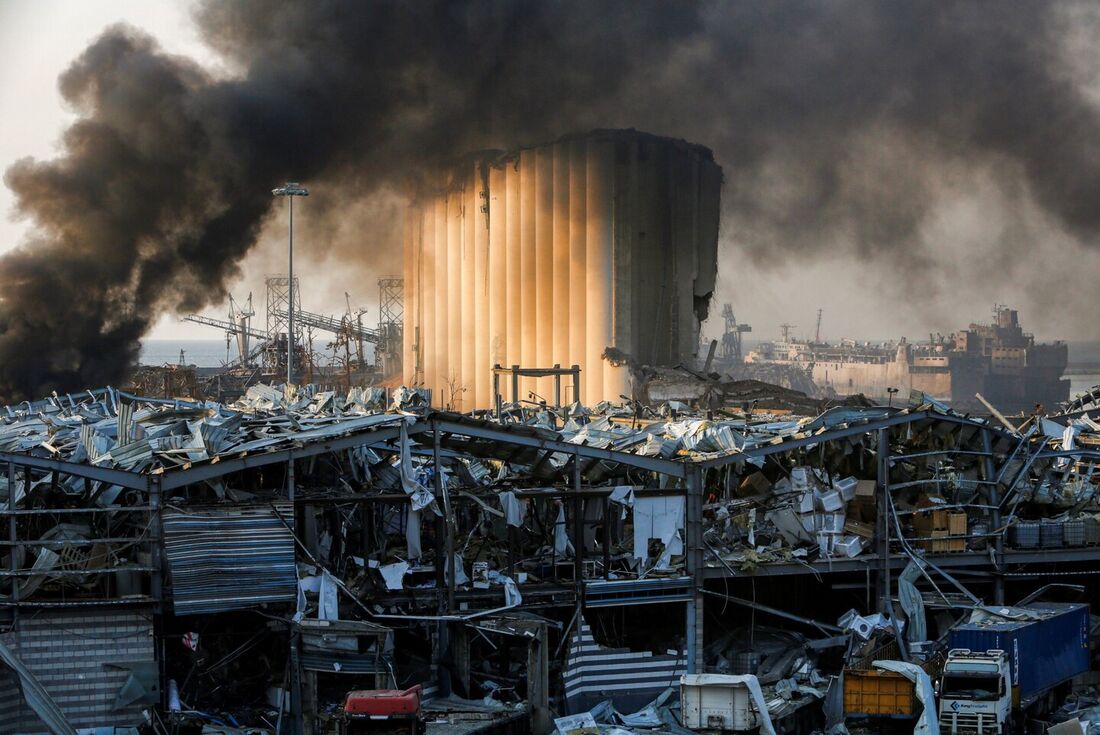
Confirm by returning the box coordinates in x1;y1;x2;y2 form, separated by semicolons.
1;382;1100;734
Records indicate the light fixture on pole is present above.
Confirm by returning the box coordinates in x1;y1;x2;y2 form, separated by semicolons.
271;182;309;386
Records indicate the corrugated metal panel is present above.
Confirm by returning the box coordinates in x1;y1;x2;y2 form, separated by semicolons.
164;503;296;615
584;577;693;608
0;638;76;735
404;129;721;408
563;619;686;714
300;651;390;674
0;609;153;733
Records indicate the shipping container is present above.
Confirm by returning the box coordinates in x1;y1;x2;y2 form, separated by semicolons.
947;602;1089;707
843;669;918;718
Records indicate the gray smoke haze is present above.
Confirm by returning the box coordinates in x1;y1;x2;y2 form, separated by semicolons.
3;1;1100;398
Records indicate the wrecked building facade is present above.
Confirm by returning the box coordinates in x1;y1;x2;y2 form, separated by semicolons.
3;381;1100;734
403;129;721;410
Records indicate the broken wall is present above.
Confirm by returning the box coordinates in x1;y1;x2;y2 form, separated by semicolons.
404;129;722;409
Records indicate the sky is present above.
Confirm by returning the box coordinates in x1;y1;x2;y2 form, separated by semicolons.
0;0;215;338
1;1;1097;348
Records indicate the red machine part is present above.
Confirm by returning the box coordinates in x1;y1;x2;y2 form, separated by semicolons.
344;685;423;719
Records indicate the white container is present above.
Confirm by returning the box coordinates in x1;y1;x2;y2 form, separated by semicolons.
790;467;813;493
834;535;864;558
818;489;844;512
472;561;490;589
816;532;835;555
819;511;846;533
680;674;760;732
799;513;818;533
797;491;815;514
834;476;858;502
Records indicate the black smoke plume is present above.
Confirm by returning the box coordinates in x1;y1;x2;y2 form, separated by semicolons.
3;1;1099;398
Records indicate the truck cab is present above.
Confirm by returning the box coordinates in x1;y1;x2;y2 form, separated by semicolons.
938;649;1012;735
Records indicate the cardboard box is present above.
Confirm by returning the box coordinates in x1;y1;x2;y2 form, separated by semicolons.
912;510;966;552
844;518;875;540
855;480;877;499
738;471;772;498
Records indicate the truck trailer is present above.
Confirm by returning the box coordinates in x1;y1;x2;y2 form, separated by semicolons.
938;603;1089;734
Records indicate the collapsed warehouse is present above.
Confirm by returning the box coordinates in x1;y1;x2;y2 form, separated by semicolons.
3;381;1100;734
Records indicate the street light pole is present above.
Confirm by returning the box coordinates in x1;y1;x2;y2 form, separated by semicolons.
272;182;309;386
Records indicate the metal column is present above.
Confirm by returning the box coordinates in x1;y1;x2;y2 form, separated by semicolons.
685;466;704;673
572;449;584;603
876;428;892;615
982;429;1005;605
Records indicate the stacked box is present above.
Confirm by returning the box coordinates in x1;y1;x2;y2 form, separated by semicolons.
853;481;877;522
1040;519;1064;548
791;467;814;492
912;510;966;552
835;476;858;503
834;535;866;558
1064;520;1085;547
1011;522;1040;549
1085;518;1100;545
819;490;844;512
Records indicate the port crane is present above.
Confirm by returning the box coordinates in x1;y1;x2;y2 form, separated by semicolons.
184;294;271;369
720;304;752;363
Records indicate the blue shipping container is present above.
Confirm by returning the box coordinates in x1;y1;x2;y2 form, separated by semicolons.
947;602;1089;706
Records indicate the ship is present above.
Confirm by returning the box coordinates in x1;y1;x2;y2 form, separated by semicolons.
743;306;1068;413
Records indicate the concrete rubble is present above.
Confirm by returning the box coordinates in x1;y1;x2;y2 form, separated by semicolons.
2;382;1100;734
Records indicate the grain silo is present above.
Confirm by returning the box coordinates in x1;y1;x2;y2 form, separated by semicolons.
403;129;721;410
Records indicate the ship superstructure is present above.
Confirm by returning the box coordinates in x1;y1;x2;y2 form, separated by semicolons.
745;306;1067;412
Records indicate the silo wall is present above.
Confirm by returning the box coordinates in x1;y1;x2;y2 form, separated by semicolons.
404;129;721;410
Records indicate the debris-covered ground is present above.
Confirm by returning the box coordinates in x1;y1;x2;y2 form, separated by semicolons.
2;382;1100;734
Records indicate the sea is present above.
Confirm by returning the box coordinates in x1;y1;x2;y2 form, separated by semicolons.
141;339;362;370
142;338;1100;399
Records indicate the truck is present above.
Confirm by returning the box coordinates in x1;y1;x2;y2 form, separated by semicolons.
339;685;426;735
938;602;1090;734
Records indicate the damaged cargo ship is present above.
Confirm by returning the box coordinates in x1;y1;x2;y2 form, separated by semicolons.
745;306;1067;412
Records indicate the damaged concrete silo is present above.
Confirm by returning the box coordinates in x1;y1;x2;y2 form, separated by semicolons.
403;129;722;409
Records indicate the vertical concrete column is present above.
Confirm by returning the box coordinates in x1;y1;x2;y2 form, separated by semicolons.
535;147;555;399
462;171;477;410
568;141;588;404
519;150;537;400
402;206;418;386
474;162;491;409
585;137;614;405
419;206;434;392
433;198;449;406
605;137;632;402
488;163;508;411
447;191;463;409
671;154;700;365
505;159;522;384
552;142;571;371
